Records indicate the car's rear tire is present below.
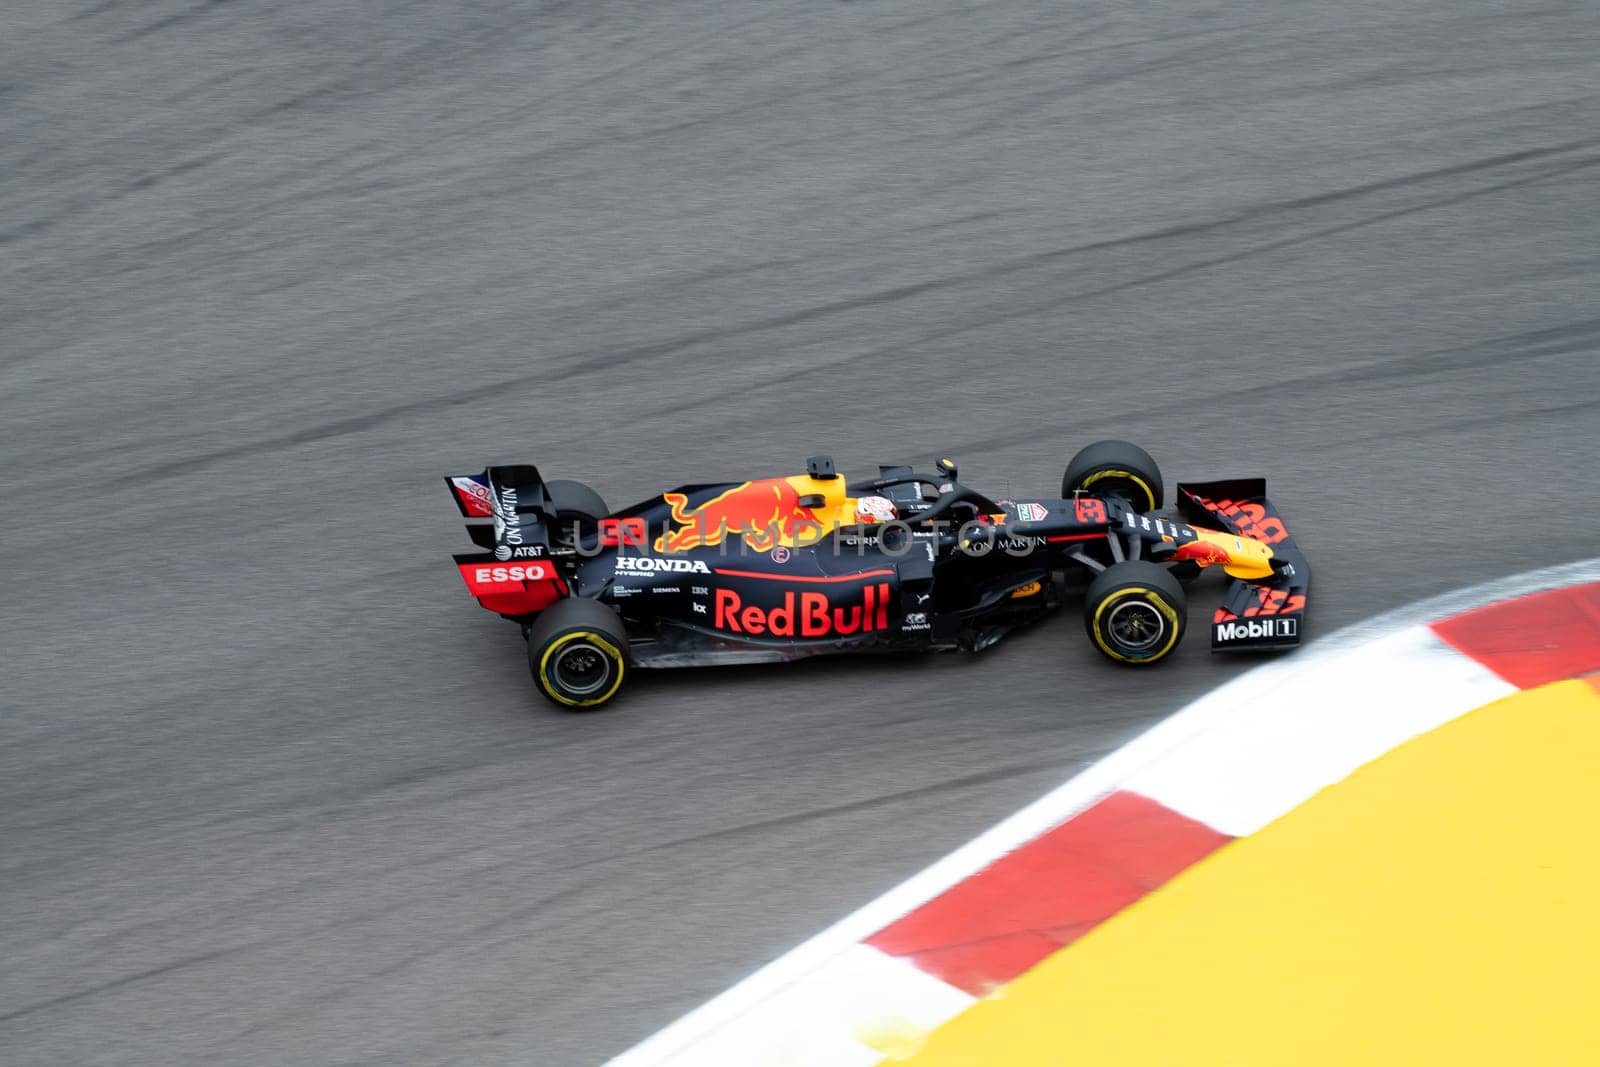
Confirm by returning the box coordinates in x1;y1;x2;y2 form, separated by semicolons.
544;479;609;544
1083;560;1186;665
1062;440;1164;513
527;597;630;709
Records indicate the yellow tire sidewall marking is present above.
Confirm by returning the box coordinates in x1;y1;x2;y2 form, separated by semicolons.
538;629;627;707
1080;468;1156;512
1092;585;1181;663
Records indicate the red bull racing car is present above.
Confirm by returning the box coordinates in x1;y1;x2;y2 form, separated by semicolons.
445;441;1308;709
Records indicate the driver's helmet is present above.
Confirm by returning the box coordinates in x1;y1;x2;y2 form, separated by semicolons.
855;495;897;524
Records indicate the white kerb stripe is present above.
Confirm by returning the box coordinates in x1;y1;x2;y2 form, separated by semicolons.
1123;626;1517;836
651;944;974;1067
607;558;1600;1067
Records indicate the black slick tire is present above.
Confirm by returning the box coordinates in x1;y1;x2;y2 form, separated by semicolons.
526;597;630;709
1062;440;1164;513
1083;560;1186;666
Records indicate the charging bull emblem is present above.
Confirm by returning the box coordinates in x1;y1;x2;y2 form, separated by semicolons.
656;479;829;553
1173;539;1232;567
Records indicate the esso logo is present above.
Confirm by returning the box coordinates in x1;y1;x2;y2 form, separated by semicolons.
476;564;549;583
458;561;554;595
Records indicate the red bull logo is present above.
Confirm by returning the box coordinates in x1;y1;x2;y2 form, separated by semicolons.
1174;540;1232;566
714;582;891;637
656;478;830;554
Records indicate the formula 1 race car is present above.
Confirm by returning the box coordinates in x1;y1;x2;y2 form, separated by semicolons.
445;441;1309;709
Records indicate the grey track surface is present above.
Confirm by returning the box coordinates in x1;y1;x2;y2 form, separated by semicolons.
2;1;1598;1063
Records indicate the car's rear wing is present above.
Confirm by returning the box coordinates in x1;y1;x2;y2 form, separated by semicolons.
1176;478;1309;652
445;465;554;549
445;465;566;618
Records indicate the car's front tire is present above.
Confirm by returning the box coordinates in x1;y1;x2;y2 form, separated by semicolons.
1083;560;1186;665
1062;440;1164;513
527;597;630;709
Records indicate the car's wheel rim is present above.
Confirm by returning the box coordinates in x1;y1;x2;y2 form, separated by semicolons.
552;641;612;695
1107;599;1166;651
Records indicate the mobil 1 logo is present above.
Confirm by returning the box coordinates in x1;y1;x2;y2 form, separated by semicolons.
1214;617;1298;644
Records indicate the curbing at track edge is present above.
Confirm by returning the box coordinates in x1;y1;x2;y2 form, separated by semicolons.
608;558;1600;1067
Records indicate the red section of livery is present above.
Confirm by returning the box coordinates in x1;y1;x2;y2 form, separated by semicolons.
1215;586;1307;622
866;790;1231;996
449;475;495;518
455;561;564;616
1187;493;1288;545
711;567;896;583
713;582;891;638
1073;497;1107;524
1431;581;1600;689
656;478;826;554
599;516;648;547
458;560;557;591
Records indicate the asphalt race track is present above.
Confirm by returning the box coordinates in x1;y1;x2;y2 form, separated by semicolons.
2;2;1597;1063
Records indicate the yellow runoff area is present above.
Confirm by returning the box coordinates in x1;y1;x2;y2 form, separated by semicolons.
897;678;1600;1066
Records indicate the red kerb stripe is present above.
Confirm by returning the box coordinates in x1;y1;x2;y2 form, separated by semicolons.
1431;581;1600;689
865;790;1230;996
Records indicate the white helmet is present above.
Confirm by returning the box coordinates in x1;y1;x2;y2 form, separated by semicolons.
855;495;897;524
